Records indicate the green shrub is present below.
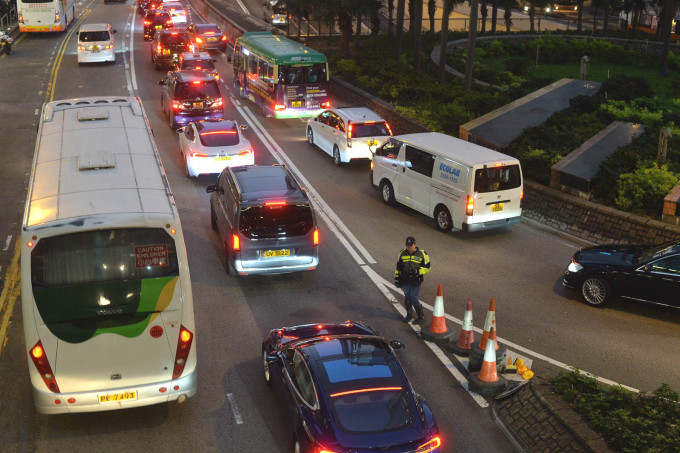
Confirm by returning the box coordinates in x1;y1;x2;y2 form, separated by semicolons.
615;164;680;216
515;147;554;184
505;56;531;76
599;75;652;101
334;59;361;81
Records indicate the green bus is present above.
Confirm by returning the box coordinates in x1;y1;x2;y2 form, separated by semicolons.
233;31;330;119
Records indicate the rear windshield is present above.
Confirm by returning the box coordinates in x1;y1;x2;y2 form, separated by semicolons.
176;81;220;100
330;389;413;433
30;229;179;331
279;63;327;85
181;59;215;70
79;31;110;42
198;125;239;147
196;24;220;33
151;13;171;21
352;122;390;138
473;164;522;193
239;203;313;239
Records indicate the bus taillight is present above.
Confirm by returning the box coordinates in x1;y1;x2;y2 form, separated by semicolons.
172;326;193;379
274;104;286;111
466;195;474;216
30;341;60;393
18;13;24;25
54;11;60;23
385;122;393;136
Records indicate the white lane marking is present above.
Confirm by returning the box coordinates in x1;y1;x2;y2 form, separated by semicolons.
361;265;489;407
34;109;39;115
234;0;249;14
235;106;376;264
226;393;244;424
3;236;12;252
129;2;138;91
122;5;135;95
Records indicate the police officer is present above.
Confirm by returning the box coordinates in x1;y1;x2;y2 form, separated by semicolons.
394;236;431;324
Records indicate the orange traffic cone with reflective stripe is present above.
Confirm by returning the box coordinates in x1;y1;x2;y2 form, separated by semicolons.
468;298;506;372
420;284;455;345
479;297;498;351
448;298;475;356
469;328;507;396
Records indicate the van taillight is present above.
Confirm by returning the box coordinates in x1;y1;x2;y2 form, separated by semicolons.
466;195;474;216
30;341;60;393
520;189;523;208
172;326;193;379
232;234;241;251
347;124;353;148
157;44;162;53
385;122;393;136
313;228;319;246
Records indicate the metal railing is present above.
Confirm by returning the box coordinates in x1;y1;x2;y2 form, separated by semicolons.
0;6;17;31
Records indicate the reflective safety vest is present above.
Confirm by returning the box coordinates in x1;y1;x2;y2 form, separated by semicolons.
395;247;431;283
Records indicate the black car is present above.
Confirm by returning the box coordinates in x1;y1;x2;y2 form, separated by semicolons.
262;321;441;453
186;23;227;52
137;0;157;14
151;29;193;69
159;70;224;129
143;10;172;40
563;241;680;307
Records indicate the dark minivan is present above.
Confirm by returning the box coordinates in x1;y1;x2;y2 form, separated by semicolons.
206;165;319;275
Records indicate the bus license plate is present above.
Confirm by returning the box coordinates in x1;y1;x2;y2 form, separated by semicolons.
99;391;137;404
491;203;504;212
291;101;302;108
264;249;290;258
215;156;232;161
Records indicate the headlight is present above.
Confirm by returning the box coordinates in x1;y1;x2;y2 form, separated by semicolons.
567;259;583;272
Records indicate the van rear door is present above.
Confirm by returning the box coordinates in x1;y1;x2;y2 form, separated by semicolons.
469;162;523;223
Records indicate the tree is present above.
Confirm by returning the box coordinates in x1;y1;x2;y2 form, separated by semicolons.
480;0;488;33
491;0;499;33
438;0;454;81
499;0;516;33
603;0;610;36
396;0;406;59
388;0;395;38
577;0;584;31
413;0;424;69
465;0;480;90
659;0;676;74
428;0;436;32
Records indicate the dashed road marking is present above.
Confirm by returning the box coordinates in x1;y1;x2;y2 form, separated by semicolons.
226;393;243;424
3;236;12;252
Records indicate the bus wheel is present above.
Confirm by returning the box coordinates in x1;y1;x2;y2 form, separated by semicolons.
261;103;268;118
307;127;314;145
434;205;452;232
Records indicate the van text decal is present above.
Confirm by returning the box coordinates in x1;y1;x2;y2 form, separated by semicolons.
439;163;460;183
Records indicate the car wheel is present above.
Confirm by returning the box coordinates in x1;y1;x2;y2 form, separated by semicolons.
580;276;612;307
224;241;234;276
210;205;218;232
169;112;176;130
263;348;272;386
434;205;452;232
307;127;314;146
380;180;395;205
333;146;342;166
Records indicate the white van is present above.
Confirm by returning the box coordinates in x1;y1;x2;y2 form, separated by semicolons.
77;23;116;64
371;132;523;232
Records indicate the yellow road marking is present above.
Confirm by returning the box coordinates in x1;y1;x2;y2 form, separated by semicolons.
0;242;21;358
45;8;91;103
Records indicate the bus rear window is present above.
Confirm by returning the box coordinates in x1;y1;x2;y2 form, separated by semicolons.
279;63;327;85
351;122;390;138
474;165;522;193
239;204;313;239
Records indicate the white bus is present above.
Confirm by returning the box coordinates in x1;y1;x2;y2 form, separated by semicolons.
21;97;197;414
18;0;76;33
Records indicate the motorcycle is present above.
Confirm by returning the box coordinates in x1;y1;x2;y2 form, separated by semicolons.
0;30;13;55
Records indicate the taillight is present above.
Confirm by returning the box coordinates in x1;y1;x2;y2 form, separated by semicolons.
313;228;319;246
30;341;60;393
189;44;194;52
415;436;441;452
213;98;223;108
466;195;474;216
232;234;240;251
520;188;523;208
195;37;203;43
238;149;252;156
157;44;162;53
321;101;331;108
171;102;181;110
172;326;193;379
370;161;374;170
274;104;286;111
189;151;208;158
221;35;227;41
385;122;393;136
213;74;220;81
54;11;60;23
18;12;24;24
144;20;151;25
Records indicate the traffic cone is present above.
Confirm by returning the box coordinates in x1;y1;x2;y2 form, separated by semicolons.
420;284;455;345
469;328;507;396
448;298;475;356
468;298;506;372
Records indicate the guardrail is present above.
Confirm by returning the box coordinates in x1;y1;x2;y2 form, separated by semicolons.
0;6;17;31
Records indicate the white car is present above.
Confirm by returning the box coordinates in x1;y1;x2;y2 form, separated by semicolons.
178;120;254;178
77;23;116;64
162;2;187;24
306;107;393;166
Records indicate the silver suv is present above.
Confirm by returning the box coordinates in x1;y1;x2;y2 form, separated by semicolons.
206;165;319;275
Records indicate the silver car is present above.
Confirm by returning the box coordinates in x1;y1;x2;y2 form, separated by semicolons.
206;165;319;275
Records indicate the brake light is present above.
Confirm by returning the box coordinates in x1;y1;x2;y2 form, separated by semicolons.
232;234;240;251
54;11;60;22
171;31;178;35
520;189;523;208
172;102;181;110
265;201;287;206
317;449;339;453
385;122;393;136
415;436;441;452
189;151;208;158
466;195;474;216
370;161;373;170
157;44;162;53
348;123;353;139
321;101;331;108
166;20;173;24
172;326;193;379
313;228;319;246
238;149;253;156
18;12;24;24
274;104;286;111
214;74;220;81
30;341;60;393
213;98;223;107
330;387;403;398
192;80;202;84
494;162;504;167
195;37;203;43
221;36;227;41
201;130;237;135
144;20;151;25
189;44;194;52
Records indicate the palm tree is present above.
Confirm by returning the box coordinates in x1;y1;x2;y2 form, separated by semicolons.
395;0;406;59
576;0;584;31
659;0;677;74
438;0;455;81
465;0;480;90
413;0;424;69
388;0;395;38
491;0;499;33
498;0;516;33
480;0;488;33
428;0;436;32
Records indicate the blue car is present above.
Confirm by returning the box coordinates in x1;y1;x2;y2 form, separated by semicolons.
262;322;441;453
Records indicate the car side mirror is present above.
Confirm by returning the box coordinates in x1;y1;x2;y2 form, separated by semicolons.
158;80;165;85
404;161;413;169
239;124;248;131
206;184;217;193
266;354;278;364
176;127;186;134
389;340;405;351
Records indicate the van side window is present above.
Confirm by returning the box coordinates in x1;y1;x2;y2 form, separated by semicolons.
405;145;435;177
376;139;401;159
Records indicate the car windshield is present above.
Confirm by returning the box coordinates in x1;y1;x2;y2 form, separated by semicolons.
352;122;390;138
637;242;680;262
473;165;522;193
182;59;215;70
175;81;220;100
239;203;313;239
79;31;110;42
198;124;240;147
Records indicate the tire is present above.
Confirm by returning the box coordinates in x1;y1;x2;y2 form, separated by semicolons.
434;205;452;232
263;348;272;386
580;276;612;307
210;205;218;231
261;102;268;118
380;180;395;205
169;112;176;130
307;127;314;146
333;146;342;166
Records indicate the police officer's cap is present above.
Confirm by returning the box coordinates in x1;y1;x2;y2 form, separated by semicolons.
405;236;416;246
